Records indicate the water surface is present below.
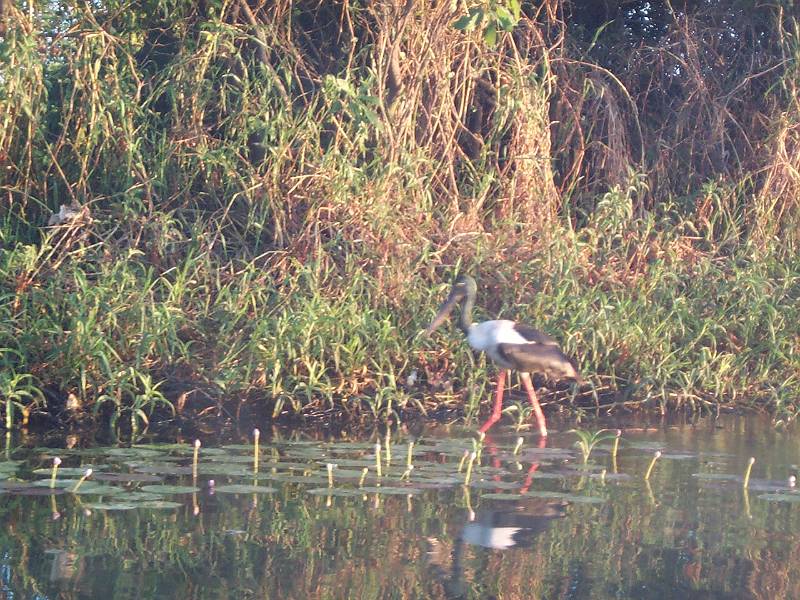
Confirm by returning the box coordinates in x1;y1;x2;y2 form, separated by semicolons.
1;415;799;599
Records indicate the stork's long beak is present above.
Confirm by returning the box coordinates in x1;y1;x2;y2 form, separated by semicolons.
425;289;463;336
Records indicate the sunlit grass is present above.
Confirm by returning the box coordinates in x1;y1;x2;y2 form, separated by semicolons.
0;4;798;431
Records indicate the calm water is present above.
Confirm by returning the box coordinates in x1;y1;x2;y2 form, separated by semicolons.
1;415;799;599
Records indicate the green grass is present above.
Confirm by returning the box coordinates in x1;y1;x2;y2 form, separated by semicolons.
0;3;798;430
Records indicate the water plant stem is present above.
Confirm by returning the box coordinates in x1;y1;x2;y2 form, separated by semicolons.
476;433;485;464
458;450;469;474
327;463;335;488
644;451;662;481
253;429;260;475
49;457;61;489
71;468;93;493
612;430;621;459
743;457;755;488
375;442;382;478
192;439;201;483
513;437;524;456
464;452;477;486
612;430;622;473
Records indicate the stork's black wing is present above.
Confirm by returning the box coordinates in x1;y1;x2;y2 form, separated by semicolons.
512;323;559;346
497;343;582;382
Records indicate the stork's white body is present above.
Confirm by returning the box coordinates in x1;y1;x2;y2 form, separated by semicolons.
466;320;528;368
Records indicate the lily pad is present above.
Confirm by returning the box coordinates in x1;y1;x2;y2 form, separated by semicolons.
140;485;200;494
0;461;23;473
136;500;184;509
72;482;125;495
255;474;328;484
105;448;165;458
92;473;164;483
358;486;421;495
480;492;527;500
5;484;66;496
469;480;523;490
306;488;363;497
692;473;740;482
759;493;800;503
132;464;193;476
32;466;107;476
197;464;252;477
214;484;277;494
206;454;259;464
87;502;138;511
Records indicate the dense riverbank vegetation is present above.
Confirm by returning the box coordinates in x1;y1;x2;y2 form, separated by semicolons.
1;1;798;430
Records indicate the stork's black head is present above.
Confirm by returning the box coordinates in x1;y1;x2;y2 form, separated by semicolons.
452;274;477;300
425;274;478;335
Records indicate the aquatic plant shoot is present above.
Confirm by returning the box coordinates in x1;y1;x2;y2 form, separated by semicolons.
743;457;756;488
49;457;61;489
644;451;662;481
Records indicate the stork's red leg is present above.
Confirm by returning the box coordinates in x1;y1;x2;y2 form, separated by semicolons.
478;370;506;434
520;372;548;437
519;437;548;493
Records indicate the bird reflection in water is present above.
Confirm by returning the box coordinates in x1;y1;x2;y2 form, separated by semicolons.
426;438;565;598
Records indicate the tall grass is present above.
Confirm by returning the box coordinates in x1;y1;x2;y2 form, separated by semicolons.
0;2;798;430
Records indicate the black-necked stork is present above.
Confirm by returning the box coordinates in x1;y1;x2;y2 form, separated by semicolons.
425;275;583;437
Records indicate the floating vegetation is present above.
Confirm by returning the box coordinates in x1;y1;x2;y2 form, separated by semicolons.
479;492;528;500
32;466;106;477
759;493;800;503
140;485;200;495
1;483;66;496
132;464;194;475
86;502;139;511
658;453;697;461
306;488;363;497
71;482;122;496
214;484;277;494
469;480;523;490
358;486;421;495
91;473;163;483
692;473;741;481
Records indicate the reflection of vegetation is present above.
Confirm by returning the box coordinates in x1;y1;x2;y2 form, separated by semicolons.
1;2;799;428
0;421;799;598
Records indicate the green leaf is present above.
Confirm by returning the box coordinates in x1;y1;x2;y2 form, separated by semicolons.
484;21;497;46
496;6;517;31
453;7;483;32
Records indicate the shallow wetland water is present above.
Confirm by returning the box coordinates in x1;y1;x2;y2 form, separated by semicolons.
1;414;799;599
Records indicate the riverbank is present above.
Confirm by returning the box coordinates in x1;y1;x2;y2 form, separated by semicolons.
1;3;798;430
